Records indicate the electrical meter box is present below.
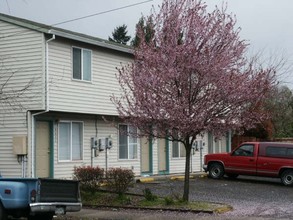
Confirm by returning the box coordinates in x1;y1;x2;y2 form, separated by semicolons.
98;139;105;151
105;137;113;149
12;136;27;155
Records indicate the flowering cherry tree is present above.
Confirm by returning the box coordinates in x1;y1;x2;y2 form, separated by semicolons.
112;0;276;201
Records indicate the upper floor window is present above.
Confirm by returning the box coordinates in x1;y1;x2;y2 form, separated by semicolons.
73;47;92;81
58;121;83;161
119;124;138;160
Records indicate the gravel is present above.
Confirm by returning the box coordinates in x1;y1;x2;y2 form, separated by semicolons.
61;175;293;220
128;175;293;219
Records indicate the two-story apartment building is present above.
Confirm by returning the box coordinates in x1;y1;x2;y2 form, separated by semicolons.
0;13;231;179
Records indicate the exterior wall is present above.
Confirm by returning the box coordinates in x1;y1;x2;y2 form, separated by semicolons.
208;132;231;154
168;134;209;174
0;17;232;179
0;20;45;177
41;113;140;179
48;38;132;116
152;139;159;175
36;113;229;179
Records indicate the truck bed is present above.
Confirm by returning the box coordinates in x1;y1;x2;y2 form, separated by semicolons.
39;178;80;202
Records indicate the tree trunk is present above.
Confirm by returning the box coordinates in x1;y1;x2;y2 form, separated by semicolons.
182;142;192;202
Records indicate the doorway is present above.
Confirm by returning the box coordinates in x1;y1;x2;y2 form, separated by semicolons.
141;136;152;175
158;138;169;174
35;121;52;177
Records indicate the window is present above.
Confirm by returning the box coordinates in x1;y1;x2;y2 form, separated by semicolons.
59;121;83;161
171;131;186;158
172;141;186;158
73;47;92;81
119;124;138;159
265;146;293;158
232;144;254;157
288;148;293;157
266;147;287;157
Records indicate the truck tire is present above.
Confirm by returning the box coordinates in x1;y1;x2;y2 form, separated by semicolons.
281;170;293;186
0;202;7;220
208;163;224;179
28;213;53;220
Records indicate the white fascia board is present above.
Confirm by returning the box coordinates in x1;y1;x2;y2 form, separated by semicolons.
48;29;133;55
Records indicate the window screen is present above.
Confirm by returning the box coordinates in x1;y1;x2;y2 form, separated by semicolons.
73;47;91;81
73;48;81;80
119;125;138;159
58;121;83;161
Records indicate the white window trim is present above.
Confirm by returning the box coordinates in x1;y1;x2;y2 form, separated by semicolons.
118;124;139;160
58;120;84;162
72;46;92;82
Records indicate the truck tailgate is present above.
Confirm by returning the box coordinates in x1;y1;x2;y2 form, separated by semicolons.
39;178;80;203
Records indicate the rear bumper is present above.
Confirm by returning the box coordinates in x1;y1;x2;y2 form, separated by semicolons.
30;202;82;214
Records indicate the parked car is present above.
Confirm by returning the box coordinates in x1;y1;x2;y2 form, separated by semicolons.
0;178;82;220
203;142;293;186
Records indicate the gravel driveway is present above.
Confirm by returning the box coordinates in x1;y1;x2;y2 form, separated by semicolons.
195;175;292;219
63;175;293;220
134;175;293;219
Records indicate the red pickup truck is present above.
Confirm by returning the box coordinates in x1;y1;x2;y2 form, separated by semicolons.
203;142;293;186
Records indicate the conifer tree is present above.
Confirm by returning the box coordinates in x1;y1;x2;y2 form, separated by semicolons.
108;24;131;45
131;17;155;47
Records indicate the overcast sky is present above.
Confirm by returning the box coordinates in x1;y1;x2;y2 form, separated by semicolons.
0;0;293;87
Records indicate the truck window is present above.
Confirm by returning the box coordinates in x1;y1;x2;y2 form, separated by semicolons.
288;148;293;157
232;144;254;157
266;147;287;157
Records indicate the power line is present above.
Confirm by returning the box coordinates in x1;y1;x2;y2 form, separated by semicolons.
52;0;153;27
0;0;153;40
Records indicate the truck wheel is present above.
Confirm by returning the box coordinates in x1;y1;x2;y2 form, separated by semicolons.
281;170;293;186
208;163;224;179
0;202;8;220
28;214;53;220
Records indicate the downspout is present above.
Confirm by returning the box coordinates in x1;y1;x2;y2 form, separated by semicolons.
31;34;55;177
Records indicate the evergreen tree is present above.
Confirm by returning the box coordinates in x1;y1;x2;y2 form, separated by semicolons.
108;24;131;45
131;16;155;47
268;86;293;138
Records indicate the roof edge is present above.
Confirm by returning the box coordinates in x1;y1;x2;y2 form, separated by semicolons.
0;13;133;55
49;29;133;54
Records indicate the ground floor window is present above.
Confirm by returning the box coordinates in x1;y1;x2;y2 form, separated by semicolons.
119;124;138;159
172;141;186;158
58;121;83;161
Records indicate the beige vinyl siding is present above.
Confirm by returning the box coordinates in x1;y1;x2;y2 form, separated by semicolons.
0;20;45;111
0;20;45;177
0;112;28;177
168;135;209;174
53;116;140;179
50;114;211;179
48;40;132;116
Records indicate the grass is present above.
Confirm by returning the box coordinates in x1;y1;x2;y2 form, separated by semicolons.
80;188;232;213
